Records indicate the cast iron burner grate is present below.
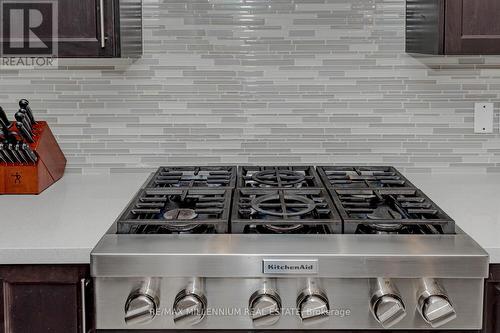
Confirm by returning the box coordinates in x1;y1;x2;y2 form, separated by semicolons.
317;166;416;189
116;188;232;234
231;188;342;234
328;188;455;234
146;166;236;189
237;166;323;188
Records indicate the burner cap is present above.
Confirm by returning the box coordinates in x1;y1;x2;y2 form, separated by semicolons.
370;223;404;233
251;170;305;187
164;208;198;220
163;208;199;232
365;205;403;233
263;224;304;233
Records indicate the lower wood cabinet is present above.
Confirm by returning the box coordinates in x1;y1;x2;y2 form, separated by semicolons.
484;264;500;333
0;265;92;333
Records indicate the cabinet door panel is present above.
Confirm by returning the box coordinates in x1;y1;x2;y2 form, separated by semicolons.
7;284;78;333
56;0;116;57
445;0;500;54
0;265;91;333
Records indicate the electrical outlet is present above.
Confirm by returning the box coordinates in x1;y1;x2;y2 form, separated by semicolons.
474;102;494;133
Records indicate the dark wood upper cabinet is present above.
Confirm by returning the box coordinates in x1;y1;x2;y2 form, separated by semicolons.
57;0;143;58
406;0;500;55
57;0;116;57
1;0;142;58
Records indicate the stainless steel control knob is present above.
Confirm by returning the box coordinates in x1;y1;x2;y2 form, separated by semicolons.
249;290;282;327
420;295;457;328
124;292;158;325
371;294;406;328
370;278;406;328
417;279;456;328
173;289;207;326
297;288;330;324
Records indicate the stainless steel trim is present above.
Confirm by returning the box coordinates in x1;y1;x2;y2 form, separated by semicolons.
99;0;105;48
80;278;89;333
91;233;489;278
119;0;143;57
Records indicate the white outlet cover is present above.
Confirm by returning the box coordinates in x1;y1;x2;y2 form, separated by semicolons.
474;102;494;133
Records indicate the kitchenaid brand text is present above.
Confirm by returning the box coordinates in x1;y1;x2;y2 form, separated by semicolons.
263;259;318;274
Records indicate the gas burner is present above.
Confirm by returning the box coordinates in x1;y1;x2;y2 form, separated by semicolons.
244;224;331;234
355;223;442;235
317;166;416;189
262;224;304;233
328;188;455;234
232;188;342;234
140;224;213;235
238;166;323;188
146;166;236;189
117;188;232;234
162;208;200;232
164;208;198;220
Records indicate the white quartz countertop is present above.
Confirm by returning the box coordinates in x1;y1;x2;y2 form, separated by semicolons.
0;173;150;264
0;173;498;264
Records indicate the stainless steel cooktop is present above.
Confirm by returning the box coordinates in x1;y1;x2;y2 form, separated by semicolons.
91;165;489;331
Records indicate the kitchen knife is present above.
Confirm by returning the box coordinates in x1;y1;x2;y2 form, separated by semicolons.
0;143;13;163
8;143;22;163
22;143;38;163
16;121;34;143
14;143;28;164
0;106;10;129
19;99;36;125
0;126;17;143
15;111;33;137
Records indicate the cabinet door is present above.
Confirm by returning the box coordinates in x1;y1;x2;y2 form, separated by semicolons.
0;265;92;333
484;284;500;333
484;265;500;333
56;0;117;57
445;0;500;54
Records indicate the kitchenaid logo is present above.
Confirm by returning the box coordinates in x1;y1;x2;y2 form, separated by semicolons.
0;0;58;68
263;259;318;274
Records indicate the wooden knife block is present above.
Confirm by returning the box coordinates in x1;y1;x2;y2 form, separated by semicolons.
0;121;66;195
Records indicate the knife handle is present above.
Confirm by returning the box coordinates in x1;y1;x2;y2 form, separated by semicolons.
16;121;34;143
19;99;36;124
18;109;33;128
0;106;11;129
15;111;34;136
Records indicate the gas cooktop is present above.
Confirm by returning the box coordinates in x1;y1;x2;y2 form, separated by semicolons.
93;165;488;332
116;165;454;235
